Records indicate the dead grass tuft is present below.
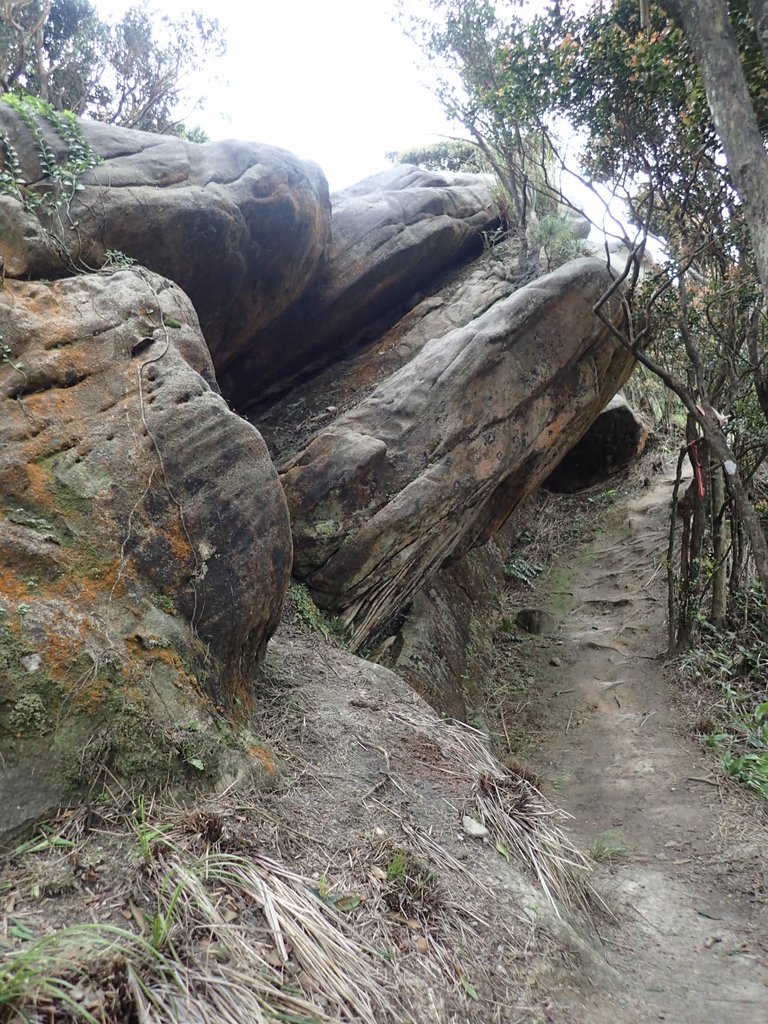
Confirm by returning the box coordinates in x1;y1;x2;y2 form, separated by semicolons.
1;799;391;1024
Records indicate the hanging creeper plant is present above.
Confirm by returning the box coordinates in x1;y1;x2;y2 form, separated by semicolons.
0;94;100;216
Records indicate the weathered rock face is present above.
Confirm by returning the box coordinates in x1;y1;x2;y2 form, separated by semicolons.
0;105;331;378
257;241;523;463
280;258;634;648
0;267;292;833
220;165;500;410
380;523;518;719
0;102;641;833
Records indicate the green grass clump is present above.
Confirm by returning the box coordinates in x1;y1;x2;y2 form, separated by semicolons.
677;623;768;800
589;830;630;864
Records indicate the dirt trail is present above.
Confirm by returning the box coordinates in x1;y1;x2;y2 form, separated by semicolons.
525;470;768;1023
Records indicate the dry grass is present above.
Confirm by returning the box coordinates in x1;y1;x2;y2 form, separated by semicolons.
518;489;618;572
0;784;553;1024
1;679;605;1024
1;798;391;1024
381;710;599;921
472;771;593;916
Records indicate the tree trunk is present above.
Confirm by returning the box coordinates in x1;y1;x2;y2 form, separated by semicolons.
663;0;768;308
668;447;688;653
676;423;708;647
632;0;768;608
677;483;694;648
709;457;729;627
701;410;768;605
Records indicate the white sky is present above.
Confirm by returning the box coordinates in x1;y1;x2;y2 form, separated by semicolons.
95;0;456;190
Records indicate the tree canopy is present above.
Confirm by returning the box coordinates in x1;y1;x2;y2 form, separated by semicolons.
386;139;488;173
0;0;225;135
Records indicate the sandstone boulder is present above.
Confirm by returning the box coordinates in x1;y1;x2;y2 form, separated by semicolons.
221;165;500;410
0;267;292;835
257;241;522;463
280;258;634;648
0;103;331;378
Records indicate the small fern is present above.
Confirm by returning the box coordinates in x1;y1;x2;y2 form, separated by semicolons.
503;556;546;586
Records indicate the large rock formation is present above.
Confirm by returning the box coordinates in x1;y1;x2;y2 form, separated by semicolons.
280;258;634;648
0;104;641;835
0;267;292;834
0;103;331;379
220;165;500;409
257;239;523;463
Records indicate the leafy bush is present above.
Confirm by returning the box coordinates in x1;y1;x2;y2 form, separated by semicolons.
532;213;586;270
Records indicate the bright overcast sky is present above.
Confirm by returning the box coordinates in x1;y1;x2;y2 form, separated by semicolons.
95;0;456;190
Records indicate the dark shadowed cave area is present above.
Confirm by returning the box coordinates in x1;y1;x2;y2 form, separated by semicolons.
545;396;649;493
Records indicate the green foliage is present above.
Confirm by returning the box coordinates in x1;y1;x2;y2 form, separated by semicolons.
679;619;768;797
503;556;546;587
706;702;768;798
0;127;24;200
555;0;768;236
380;848;439;920
532;211;585;271
555;1;714;195
386;138;487;173
399;0;565;249
385;850;408;882
589;830;630;863
132;795;173;865
0;0;225;135
288;582;344;643
146;877;184;951
1;92;99;215
102;248;136;269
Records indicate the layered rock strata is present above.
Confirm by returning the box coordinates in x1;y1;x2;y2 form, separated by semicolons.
281;258;634;648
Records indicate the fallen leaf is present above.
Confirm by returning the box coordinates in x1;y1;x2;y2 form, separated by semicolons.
460;976;479;1000
129;903;146;933
334;895;361;912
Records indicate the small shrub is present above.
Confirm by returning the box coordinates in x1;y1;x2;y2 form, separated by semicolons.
532;213;587;271
288;583;344;642
503;556;546;586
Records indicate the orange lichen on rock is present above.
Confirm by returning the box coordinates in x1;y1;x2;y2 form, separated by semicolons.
247;745;277;775
0;572;34;608
18;462;57;516
2;264;293;841
158;514;195;575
